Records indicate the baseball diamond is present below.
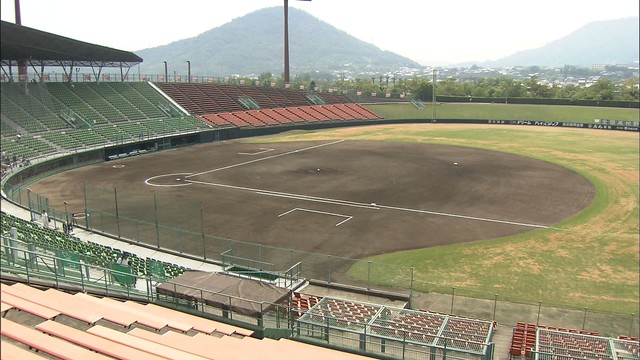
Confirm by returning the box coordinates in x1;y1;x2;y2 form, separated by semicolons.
27;138;594;260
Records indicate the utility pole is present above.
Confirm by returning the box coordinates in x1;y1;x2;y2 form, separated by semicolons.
432;69;437;121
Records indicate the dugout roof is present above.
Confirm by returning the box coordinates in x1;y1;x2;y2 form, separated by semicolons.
155;271;289;317
0;20;142;68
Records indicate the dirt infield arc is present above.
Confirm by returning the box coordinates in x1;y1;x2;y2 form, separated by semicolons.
29;139;594;259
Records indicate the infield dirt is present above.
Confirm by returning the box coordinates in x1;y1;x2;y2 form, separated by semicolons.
28;138;594;260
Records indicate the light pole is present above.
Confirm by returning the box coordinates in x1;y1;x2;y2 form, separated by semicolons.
282;0;312;85
163;61;168;82
432;69;437;122
187;61;191;83
283;0;290;85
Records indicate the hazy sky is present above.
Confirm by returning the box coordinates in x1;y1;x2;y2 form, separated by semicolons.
2;0;638;65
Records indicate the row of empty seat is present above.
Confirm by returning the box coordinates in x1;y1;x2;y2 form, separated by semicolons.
2;80;381;163
0;282;372;359
155;82;352;115
509;322;639;360
294;294;494;355
371;309;493;353
198;103;381;128
1;82;182;134
1;211;186;281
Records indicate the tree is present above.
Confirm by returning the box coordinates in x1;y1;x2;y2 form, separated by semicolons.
617;79;639;101
413;81;434;101
523;75;554;98
587;79;615;101
257;72;273;87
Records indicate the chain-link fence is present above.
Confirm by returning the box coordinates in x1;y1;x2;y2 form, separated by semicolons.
5;182;639;338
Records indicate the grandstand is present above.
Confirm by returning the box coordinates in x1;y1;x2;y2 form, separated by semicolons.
1;80;381;162
2;17;637;360
509;322;639;360
0;282;373;360
296;296;496;359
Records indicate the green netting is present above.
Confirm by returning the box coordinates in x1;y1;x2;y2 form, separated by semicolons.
111;263;136;286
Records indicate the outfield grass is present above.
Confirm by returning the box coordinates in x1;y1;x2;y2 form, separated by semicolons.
259;103;639;314
368;102;639;124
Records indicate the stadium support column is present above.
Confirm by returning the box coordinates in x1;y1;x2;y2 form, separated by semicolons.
15;0;27;80
187;61;191;83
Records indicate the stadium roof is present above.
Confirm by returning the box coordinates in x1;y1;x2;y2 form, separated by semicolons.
0;20;142;68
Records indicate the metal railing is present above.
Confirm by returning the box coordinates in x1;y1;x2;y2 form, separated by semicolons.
1;235;155;300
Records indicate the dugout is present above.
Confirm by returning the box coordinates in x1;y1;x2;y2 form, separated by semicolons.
155;270;290;319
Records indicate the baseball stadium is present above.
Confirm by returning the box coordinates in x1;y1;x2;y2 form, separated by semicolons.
1;13;639;360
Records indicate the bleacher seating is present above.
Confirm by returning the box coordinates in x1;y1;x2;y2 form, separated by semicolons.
275;108;305;122
0;339;49;360
156;83;373;116
300;106;332;121
259;108;293;124
193;101;382;129
1;80;383;163
1;317;112;359
1;211;186;281
508;322;637;360
315;91;352;104
124;82;180;118
1;118;19;137
0;135;56;159
218;112;251;127
42;131;83;150
294;293;495;355
36;320;165;360
1;282;371;360
288;107;320;122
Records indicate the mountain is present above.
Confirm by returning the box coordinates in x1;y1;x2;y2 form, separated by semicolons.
134;7;421;77
480;17;639;68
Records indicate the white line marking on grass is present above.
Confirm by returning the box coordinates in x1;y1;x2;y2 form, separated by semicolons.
185;139;345;178
278;207;353;226
238;148;274;155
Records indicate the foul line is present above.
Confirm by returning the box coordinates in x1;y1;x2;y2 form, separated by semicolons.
278;208;353;226
184;179;548;229
185;179;379;210
238;148;274;155
376;204;549;229
185;139;345;178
